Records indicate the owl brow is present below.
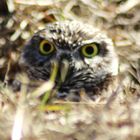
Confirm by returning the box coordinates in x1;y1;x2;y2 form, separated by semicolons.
82;39;96;45
36;35;54;44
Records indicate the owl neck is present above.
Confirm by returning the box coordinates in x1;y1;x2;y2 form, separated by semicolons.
58;74;117;100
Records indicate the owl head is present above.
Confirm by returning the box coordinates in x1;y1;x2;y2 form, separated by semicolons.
20;21;118;100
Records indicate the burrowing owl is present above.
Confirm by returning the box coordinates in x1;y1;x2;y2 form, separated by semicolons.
20;21;119;100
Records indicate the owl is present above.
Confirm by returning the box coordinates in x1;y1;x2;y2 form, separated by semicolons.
20;21;119;101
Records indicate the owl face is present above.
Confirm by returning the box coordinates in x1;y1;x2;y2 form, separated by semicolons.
20;21;118;99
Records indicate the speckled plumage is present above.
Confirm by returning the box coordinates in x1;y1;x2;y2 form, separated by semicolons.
20;21;119;100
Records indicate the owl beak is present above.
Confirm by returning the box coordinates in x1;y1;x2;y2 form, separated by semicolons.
60;59;69;83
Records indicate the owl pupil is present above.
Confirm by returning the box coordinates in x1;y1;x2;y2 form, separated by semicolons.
43;43;51;52
86;47;94;54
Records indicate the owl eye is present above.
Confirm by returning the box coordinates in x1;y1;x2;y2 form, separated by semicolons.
39;40;55;55
81;43;99;58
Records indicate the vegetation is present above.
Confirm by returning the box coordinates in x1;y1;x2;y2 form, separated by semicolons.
0;0;140;140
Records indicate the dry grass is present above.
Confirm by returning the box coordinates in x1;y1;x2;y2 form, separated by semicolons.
0;0;140;140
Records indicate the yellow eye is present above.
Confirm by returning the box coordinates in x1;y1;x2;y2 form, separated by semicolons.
39;40;55;55
81;43;99;58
